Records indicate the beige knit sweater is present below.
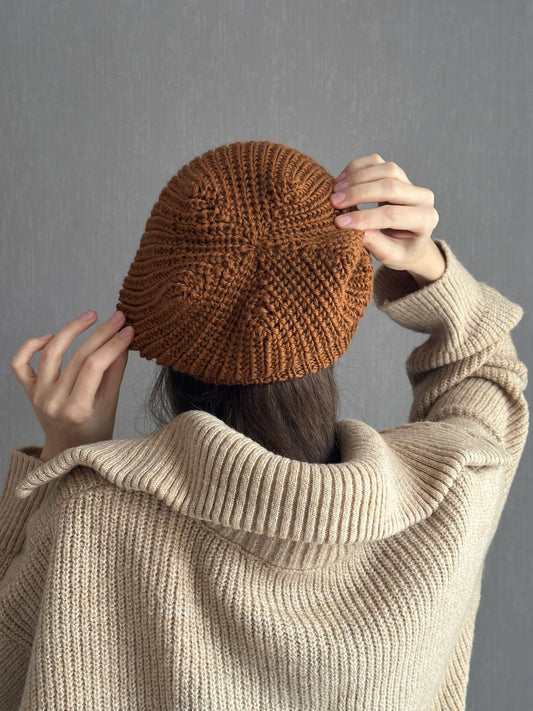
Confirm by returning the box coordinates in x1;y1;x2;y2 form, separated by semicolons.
0;239;528;711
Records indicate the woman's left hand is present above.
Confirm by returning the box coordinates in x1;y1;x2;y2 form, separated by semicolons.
10;309;134;462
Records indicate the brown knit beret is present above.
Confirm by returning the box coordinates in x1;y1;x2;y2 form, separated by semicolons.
116;140;373;385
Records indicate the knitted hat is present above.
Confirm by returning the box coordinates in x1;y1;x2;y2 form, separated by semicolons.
116;140;374;386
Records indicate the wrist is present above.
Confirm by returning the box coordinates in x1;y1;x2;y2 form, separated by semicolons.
406;240;446;288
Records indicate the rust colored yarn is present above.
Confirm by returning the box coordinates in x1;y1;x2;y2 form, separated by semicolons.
116;140;374;385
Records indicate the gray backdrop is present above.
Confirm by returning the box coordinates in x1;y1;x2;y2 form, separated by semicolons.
2;1;531;708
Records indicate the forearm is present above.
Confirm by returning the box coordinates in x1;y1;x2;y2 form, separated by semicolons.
406;240;446;288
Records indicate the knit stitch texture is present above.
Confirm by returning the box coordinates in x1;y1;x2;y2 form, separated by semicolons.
1;239;528;710
116;140;374;385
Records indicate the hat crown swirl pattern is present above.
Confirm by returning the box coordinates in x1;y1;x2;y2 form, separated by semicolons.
116;140;373;385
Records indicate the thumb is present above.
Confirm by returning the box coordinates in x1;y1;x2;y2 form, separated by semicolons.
360;230;404;267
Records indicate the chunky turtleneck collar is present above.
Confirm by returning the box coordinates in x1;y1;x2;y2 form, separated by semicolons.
14;407;508;569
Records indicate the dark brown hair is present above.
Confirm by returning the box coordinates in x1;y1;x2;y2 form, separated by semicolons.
144;364;342;464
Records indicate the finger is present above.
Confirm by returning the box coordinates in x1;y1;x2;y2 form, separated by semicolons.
364;228;418;241
334;153;385;181
10;334;55;394
34;310;99;389
351;160;413;187
339;204;433;234
45;311;127;401
331;179;433;209
92;347;129;407
68;326;133;407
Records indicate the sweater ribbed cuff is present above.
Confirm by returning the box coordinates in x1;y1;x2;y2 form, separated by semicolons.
373;239;524;347
0;447;49;556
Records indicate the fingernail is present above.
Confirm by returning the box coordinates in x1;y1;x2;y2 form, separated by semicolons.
107;310;124;324
118;326;134;338
80;310;96;321
334;180;350;191
331;192;346;203
38;333;54;341
337;215;352;226
335;171;347;181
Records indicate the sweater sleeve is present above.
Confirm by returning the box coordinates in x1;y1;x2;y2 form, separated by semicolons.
0;446;49;577
372;239;529;489
0;447;56;711
429;591;478;711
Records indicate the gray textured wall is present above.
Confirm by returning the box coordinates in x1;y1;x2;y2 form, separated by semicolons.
2;1;531;708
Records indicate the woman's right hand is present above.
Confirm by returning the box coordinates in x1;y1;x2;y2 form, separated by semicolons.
330;153;440;272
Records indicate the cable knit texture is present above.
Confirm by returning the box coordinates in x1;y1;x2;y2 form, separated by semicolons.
1;239;528;710
115;140;374;385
